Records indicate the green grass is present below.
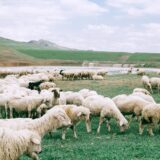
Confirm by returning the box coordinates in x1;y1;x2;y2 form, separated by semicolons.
20;74;160;160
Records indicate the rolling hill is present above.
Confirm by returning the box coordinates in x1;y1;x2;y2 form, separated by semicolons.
0;36;160;67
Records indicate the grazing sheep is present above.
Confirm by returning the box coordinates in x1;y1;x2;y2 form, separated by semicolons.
131;92;156;104
79;89;98;99
65;92;84;106
92;74;104;80
150;77;160;93
0;128;42;160
141;76;153;93
7;96;44;118
0;107;72;138
112;95;151;126
137;68;145;76
28;80;44;92
83;95;128;134
140;103;160;136
39;82;56;90
55;105;91;139
133;87;151;95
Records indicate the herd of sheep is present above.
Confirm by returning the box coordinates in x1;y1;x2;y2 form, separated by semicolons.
0;68;160;160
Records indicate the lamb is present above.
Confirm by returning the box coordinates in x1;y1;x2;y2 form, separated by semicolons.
0;107;72;138
0;128;42;160
54;105;91;139
140;103;160;136
133;87;151;95
83;95;128;134
39;82;56;90
141;76;153;93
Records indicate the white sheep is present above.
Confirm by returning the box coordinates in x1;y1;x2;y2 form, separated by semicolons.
141;76;153;93
0;128;42;160
131;92;156;104
64;92;84;106
112;95;151;126
150;77;160;93
39;82;56;90
140;103;160;136
0;107;72;138
78;89;98;99
133;87;151;95
137;68;145;76
55;105;91;139
92;74;104;80
83;95;128;134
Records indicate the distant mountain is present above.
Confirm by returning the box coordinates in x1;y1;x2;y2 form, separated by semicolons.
0;37;71;50
28;39;70;50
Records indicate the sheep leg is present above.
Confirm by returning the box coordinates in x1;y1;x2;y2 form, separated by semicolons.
29;152;40;160
72;125;78;138
62;128;67;140
139;120;144;135
86;119;91;133
106;120;111;132
28;110;32;118
5;104;8;118
97;117;104;134
148;124;154;136
9;107;13;118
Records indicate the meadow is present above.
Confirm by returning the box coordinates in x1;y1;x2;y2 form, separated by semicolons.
22;74;160;160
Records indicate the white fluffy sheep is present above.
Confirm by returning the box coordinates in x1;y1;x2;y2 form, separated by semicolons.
83;95;128;134
79;89;98;99
92;74;104;80
137;68;145;76
39;82;56;90
55;105;91;139
131;92;156;104
133;87;151;95
141;76;153;93
140;103;160;136
64;92;84;106
0;128;42;160
0;107;72;138
150;77;160;93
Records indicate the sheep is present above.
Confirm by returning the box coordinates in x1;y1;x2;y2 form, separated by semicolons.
64;92;84;106
0;128;42;160
141;76;153;93
55;105;91;139
137;68;145;76
0;107;72;138
112;95;151;126
28;80;44;92
40;87;61;108
7;96;44;118
131;92;156;104
133;87;151;95
150;77;160;93
39;82;56;90
79;89;98;99
92;74;104;80
83;95;128;134
140;103;160;136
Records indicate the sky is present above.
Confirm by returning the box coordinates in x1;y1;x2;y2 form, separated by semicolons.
0;0;160;52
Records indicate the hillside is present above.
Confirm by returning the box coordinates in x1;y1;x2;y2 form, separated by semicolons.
0;36;160;67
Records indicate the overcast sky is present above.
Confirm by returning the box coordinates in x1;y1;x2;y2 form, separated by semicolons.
0;0;160;52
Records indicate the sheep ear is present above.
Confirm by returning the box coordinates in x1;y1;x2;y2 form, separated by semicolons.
77;112;82;117
31;138;41;145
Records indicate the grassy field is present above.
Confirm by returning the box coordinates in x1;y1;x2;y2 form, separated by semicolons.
21;74;160;160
